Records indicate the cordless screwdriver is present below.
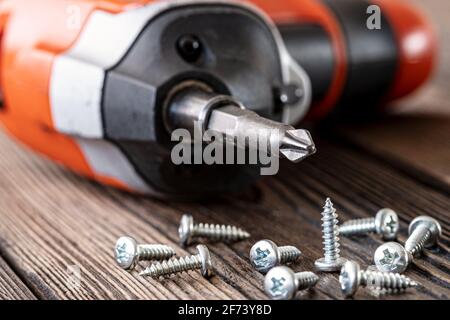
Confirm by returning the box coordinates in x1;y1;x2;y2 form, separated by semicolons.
0;0;436;199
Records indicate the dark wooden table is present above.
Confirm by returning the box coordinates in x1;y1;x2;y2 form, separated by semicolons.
0;0;448;300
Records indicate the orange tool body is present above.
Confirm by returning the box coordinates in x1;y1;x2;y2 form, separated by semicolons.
0;0;436;198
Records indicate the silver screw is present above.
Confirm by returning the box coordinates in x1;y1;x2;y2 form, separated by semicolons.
264;266;318;300
374;216;441;273
114;236;176;270
405;216;441;258
340;260;418;297
249;239;301;273
315;198;346;272
374;242;411;273
140;245;213;278
339;208;399;240
179;214;250;246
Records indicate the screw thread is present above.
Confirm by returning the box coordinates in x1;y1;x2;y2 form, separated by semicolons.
360;270;418;291
368;287;415;296
278;246;302;264
137;244;176;261
339;218;376;236
193;223;250;242
141;254;202;278
321;198;341;263
295;271;319;290
405;225;431;257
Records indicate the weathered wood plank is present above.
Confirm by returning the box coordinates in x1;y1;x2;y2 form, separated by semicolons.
332;114;450;195
287;140;450;299
0;255;36;300
0;127;448;300
0;130;249;300
93;138;449;300
0;0;448;301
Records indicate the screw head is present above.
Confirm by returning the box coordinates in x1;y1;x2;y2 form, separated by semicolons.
197;245;213;278
250;240;280;273
179;214;194;246
408;216;442;248
314;257;347;272
339;260;360;297
375;208;399;240
374;242;410;273
264;266;297;300
114;236;139;270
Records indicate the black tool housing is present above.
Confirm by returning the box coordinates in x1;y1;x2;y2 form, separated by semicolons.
102;4;286;198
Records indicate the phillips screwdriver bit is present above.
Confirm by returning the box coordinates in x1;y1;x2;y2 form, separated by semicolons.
167;87;316;163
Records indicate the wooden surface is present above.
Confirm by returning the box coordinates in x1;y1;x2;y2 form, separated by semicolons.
0;256;36;300
0;1;449;300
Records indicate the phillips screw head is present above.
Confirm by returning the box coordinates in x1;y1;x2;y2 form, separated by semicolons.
249;240;301;274
114;236;176;270
375;209;400;240
339;260;361;297
374;242;411;273
179;214;195;247
115;236;140;270
264;266;318;300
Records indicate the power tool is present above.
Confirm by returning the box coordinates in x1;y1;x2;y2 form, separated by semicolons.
0;0;436;199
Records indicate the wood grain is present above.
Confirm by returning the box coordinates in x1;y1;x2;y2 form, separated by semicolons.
0;255;36;300
0;128;448;300
0;130;252;300
0;0;449;300
331;114;450;192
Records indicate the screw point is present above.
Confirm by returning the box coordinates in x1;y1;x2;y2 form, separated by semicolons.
315;197;346;272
